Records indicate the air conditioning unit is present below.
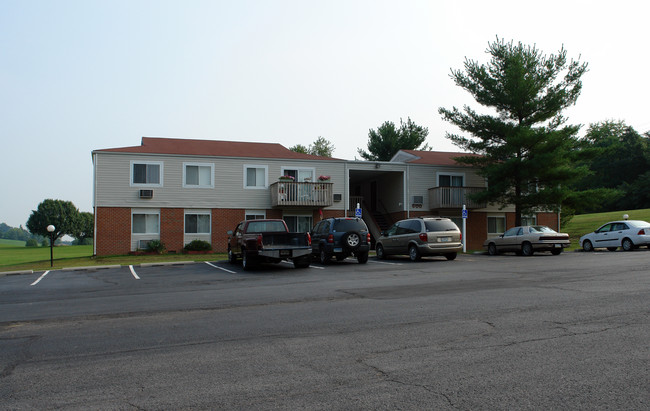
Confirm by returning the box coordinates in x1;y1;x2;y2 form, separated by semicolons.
333;193;342;202
139;189;154;199
139;239;152;249
411;195;423;205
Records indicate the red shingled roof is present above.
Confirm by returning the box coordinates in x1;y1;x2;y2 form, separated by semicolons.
400;149;481;166
96;137;340;161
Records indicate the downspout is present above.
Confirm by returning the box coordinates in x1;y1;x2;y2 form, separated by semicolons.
344;162;349;217
406;163;410;219
92;152;97;256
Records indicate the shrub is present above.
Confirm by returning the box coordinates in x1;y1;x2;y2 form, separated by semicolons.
25;238;39;247
184;239;212;252
146;239;166;254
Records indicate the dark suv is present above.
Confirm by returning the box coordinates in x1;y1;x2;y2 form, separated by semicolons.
310;217;370;264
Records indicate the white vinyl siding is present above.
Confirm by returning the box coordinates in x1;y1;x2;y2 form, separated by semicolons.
131;161;163;187
183;163;213;188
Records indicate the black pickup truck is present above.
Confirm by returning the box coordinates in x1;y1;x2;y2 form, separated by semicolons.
227;219;312;270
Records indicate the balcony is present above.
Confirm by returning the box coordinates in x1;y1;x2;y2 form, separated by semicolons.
270;181;333;207
428;186;486;210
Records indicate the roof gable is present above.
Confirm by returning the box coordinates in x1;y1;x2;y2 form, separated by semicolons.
96;137;340;161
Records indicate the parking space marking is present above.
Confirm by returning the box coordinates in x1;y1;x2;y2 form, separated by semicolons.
30;270;50;286
279;261;325;269
204;261;237;274
369;260;403;266
128;265;141;280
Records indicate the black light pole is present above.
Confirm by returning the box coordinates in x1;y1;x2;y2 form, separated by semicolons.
47;225;55;267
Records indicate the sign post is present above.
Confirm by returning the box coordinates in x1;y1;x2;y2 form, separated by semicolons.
462;205;468;253
355;203;362;218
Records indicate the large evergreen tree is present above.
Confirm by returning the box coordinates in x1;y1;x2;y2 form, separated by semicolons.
357;117;428;161
439;38;589;226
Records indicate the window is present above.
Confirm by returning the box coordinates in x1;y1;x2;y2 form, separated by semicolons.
245;210;266;220
131;161;162;186
132;213;159;234
184;163;213;188
488;216;506;235
185;213;211;234
521;215;537;226
284;215;313;233
282;167;315;182
438;173;464;187
244;165;268;189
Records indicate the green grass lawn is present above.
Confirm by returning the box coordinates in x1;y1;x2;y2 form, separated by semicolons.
0;239;26;246
0;243;227;272
562;208;650;249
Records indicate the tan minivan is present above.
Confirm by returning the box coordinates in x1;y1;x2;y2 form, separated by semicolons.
375;217;462;261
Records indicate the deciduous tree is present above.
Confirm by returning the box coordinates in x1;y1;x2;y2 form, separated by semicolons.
26;199;79;243
439;38;589;225
357;117;428;161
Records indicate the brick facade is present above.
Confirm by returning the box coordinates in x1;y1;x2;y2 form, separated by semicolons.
95;207;131;256
160;208;185;254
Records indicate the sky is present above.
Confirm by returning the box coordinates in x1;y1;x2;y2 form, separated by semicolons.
2;0;649;228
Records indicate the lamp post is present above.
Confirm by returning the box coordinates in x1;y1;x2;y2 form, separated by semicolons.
47;225;55;267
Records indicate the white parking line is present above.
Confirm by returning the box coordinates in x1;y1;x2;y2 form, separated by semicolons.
129;265;140;280
280;260;325;269
369;260;403;266
204;261;237;273
30;270;50;286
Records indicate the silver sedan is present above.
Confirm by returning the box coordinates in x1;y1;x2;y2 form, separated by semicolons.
484;225;570;256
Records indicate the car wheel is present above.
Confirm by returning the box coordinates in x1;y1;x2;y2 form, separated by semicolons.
409;245;421;262
376;244;386;260
521;242;534;256
228;248;237;264
607;247;617;252
551;248;562;255
242;251;255;271
293;256;310;269
487;243;498;256
341;231;361;251
357;251;369;264
582;240;594;252
622;238;634;251
319;247;330;265
445;252;457;261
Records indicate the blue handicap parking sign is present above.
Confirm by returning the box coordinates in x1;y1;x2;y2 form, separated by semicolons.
462;209;468;219
355;208;362;218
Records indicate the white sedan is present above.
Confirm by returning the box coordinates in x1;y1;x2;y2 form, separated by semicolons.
579;220;650;252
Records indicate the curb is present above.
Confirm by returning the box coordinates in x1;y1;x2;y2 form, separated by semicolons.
0;270;34;276
139;261;196;267
62;265;122;271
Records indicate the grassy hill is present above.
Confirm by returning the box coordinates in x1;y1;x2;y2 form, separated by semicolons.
562;208;650;249
0;239;26;247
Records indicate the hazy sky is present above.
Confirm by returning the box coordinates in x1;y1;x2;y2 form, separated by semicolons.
2;0;649;228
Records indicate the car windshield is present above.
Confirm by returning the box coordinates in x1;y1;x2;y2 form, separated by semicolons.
529;226;556;233
424;219;459;232
333;218;367;232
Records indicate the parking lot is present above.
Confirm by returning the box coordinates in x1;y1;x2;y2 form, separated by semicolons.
1;250;649;409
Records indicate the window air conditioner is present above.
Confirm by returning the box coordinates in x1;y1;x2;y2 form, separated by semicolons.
411;195;423;205
140;189;154;199
333;193;342;202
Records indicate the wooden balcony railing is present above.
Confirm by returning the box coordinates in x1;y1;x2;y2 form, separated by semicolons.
428;186;486;209
270;181;333;207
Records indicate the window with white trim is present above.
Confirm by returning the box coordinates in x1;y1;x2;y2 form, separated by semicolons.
244;165;268;188
132;212;160;234
281;167;315;182
131;161;163;186
245;210;266;220
487;216;506;235
184;163;213;188
185;213;211;234
521;215;537;226
438;173;464;187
